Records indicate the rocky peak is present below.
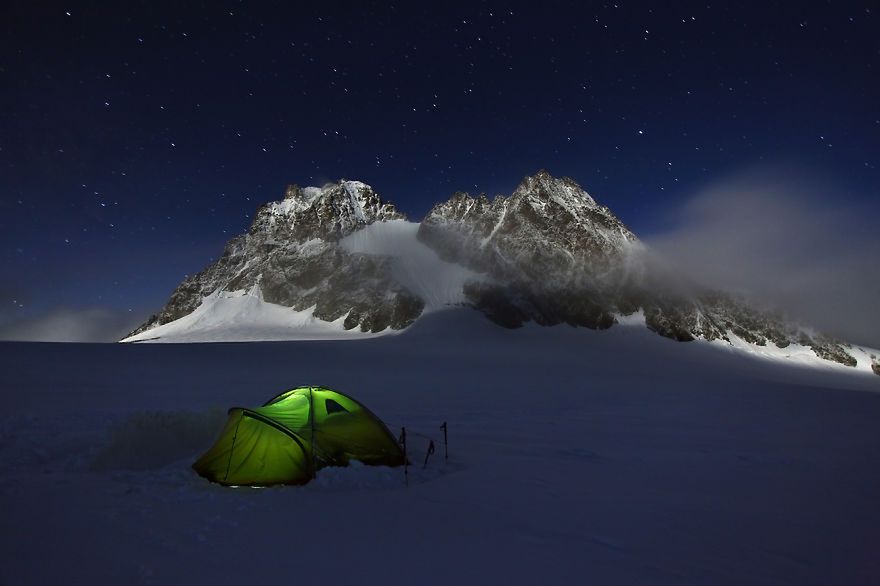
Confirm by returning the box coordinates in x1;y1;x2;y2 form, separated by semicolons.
283;184;302;199
251;179;405;243
512;169;599;208
418;170;638;286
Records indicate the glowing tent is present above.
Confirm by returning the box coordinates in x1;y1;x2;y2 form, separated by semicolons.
193;386;404;486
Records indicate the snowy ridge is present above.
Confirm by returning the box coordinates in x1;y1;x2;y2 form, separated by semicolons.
705;331;879;375
611;308;878;375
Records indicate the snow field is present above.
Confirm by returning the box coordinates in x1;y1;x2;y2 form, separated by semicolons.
2;311;879;584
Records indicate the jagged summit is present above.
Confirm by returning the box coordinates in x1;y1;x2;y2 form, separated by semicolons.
514;169;599;208
419;171;638;288
255;179;404;243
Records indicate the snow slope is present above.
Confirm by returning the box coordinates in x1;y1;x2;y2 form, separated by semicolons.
121;287;388;343
339;219;484;310
2;311;879;585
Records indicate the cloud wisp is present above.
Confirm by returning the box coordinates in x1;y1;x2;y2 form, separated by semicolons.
0;308;146;343
645;169;880;347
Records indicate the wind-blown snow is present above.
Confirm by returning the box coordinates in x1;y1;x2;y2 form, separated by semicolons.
340;219;484;310
2;310;879;585
121;288;388;343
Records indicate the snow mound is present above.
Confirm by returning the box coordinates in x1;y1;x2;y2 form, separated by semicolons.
91;409;228;471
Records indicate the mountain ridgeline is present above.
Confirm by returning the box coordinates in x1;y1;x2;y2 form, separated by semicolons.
126;171;875;373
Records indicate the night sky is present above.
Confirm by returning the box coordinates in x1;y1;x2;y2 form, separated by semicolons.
2;1;878;340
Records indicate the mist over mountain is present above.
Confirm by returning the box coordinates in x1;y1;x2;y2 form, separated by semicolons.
645;170;880;348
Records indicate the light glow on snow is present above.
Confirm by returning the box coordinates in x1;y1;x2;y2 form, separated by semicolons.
704;331;876;375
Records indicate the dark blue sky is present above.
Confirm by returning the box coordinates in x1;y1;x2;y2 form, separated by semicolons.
1;1;878;335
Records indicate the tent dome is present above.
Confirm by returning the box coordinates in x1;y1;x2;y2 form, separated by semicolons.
193;386;404;486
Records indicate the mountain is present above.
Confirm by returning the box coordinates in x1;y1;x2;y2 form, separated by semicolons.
122;172;879;376
125;181;425;340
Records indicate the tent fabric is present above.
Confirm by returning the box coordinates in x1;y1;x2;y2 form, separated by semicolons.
193;386;404;486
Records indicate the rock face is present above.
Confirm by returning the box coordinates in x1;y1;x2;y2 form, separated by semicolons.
420;171;638;286
419;170;640;329
418;170;858;367
127;181;424;338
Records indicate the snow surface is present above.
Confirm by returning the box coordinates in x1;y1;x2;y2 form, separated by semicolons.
340;219;485;310
3;310;879;585
121;288;387;343
709;331;877;374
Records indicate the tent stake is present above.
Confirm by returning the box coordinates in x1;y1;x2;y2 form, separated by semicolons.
423;439;435;468
399;427;408;487
441;421;448;466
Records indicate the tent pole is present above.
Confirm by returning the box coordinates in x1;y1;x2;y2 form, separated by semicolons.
309;387;317;480
224;416;242;483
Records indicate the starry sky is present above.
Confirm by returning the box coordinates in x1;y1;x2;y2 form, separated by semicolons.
1;1;878;341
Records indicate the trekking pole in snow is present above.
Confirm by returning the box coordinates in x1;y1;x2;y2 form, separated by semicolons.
423;440;435;468
399;427;408;487
441;421;448;465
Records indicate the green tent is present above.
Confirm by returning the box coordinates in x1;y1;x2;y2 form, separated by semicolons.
193;386;404;486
